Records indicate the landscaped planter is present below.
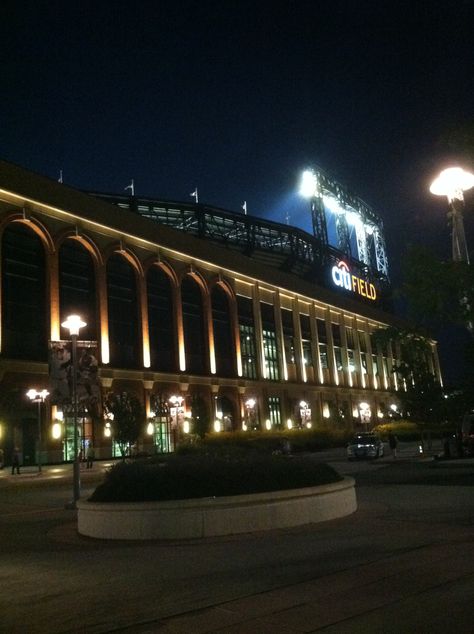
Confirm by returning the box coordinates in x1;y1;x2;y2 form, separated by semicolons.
77;476;356;540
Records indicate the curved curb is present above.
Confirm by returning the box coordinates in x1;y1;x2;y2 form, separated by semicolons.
77;477;357;540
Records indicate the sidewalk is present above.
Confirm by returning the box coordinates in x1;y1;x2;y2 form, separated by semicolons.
0;459;116;483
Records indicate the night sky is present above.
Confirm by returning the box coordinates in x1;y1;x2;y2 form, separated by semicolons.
2;1;474;382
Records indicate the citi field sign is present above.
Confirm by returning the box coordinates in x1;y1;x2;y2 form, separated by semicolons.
331;261;377;301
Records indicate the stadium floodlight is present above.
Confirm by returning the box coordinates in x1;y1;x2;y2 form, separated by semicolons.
300;170;318;198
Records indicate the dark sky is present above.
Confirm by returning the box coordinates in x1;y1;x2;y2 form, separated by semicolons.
2;1;474;382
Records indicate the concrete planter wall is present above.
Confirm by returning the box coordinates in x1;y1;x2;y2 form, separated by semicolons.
77;477;356;540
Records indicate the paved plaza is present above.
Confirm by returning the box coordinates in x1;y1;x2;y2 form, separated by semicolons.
1;445;473;633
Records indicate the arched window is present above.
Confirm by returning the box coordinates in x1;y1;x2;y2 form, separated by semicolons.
147;266;176;372
59;239;97;342
211;285;236;377
181;276;207;375
1;223;47;360
106;253;140;368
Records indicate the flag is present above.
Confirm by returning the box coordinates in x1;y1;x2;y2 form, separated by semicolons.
190;188;199;203
124;179;135;196
242;201;247;215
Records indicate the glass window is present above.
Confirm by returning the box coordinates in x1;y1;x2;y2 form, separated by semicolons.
334;347;343;371
268;396;282;429
361;352;368;374
316;318;327;343
237;296;257;379
59;239;97;341
300;315;313;367
358;331;368;352
181;276;207;375
211;286;236;377
147;266;176;372
346;327;355;350
107;254;140;368
319;343;328;369
261;303;280;381
372;353;379;376
331;323;342;347
2;223;47;360
281;308;295;364
347;349;356;373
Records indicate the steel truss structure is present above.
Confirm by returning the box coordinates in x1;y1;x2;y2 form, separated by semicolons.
91;187;391;307
307;168;389;279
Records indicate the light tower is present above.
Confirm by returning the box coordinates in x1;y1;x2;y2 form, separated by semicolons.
430;167;474;264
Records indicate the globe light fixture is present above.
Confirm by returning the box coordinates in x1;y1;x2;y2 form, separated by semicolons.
430;167;474;263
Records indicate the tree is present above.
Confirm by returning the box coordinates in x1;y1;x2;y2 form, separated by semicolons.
104;391;145;457
400;246;474;332
372;326;445;425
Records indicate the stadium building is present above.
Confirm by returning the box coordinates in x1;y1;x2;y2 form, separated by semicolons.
0;161;442;465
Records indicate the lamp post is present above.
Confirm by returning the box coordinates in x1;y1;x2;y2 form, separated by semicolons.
26;388;49;473
61;314;86;508
430;167;474;333
430;167;474;264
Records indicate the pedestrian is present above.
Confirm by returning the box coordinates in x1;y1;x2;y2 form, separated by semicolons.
388;432;398;458
86;443;95;469
11;447;21;475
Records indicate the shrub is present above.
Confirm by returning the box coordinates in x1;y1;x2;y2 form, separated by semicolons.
89;454;343;503
373;420;419;438
177;428;353;457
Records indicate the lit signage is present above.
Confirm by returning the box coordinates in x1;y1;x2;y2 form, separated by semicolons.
331;261;377;301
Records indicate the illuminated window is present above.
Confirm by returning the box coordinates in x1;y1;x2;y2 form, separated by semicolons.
261;303;280;381
317;319;328;370
281;308;295;365
300;315;313;367
237;296;257;379
268;396;282;428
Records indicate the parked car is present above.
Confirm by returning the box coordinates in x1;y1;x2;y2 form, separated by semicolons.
347;433;384;460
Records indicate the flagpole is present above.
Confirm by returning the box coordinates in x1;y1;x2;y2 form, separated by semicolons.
124;179;135;196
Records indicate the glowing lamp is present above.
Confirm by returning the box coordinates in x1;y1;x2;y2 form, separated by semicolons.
61;314;87;336
430;167;474;201
300;170;318;198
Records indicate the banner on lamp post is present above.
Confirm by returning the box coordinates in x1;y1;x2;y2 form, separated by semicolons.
48;340;101;419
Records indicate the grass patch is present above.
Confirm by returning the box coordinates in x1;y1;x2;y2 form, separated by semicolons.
89;454;342;503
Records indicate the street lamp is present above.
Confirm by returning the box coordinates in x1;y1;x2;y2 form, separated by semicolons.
61;314;86;508
430;167;474;264
26;388;49;473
